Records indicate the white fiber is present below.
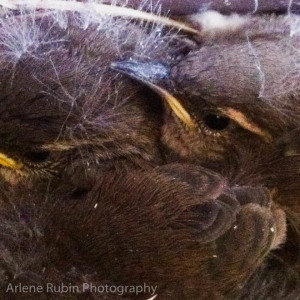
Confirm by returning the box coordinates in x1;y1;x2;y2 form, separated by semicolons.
187;10;248;35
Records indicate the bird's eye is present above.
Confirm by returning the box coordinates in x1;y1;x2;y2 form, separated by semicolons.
23;151;50;163
203;114;230;131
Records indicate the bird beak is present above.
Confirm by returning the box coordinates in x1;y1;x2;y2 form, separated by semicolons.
0;153;22;170
111;60;196;129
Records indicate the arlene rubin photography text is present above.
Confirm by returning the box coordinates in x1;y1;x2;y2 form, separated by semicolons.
5;282;157;296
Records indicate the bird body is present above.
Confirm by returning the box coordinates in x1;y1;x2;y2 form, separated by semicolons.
0;3;298;300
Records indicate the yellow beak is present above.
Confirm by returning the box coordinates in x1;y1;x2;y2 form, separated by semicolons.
147;83;196;130
0;153;22;170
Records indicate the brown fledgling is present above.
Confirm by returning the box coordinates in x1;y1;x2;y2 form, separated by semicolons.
112;11;300;299
0;4;296;300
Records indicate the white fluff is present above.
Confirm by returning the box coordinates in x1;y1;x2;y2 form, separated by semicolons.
0;10;67;62
187;10;249;35
0;0;198;33
0;0;194;65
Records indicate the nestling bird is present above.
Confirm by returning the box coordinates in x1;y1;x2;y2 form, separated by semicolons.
112;10;300;300
0;2;297;300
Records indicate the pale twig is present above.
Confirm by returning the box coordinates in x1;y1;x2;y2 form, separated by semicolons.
0;0;199;35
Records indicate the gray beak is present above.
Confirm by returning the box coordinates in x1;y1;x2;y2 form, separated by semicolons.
111;60;196;130
111;60;170;86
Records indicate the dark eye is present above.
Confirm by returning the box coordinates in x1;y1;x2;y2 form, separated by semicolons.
23;151;50;163
203;114;230;131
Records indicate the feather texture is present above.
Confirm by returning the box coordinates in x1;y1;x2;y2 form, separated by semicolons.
0;2;298;300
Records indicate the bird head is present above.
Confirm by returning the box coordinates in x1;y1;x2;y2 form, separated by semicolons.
0;11;170;183
111;18;300;184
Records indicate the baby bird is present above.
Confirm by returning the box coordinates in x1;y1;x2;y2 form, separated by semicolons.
0;8;173;184
0;3;296;300
112;11;300;299
112;12;300;180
